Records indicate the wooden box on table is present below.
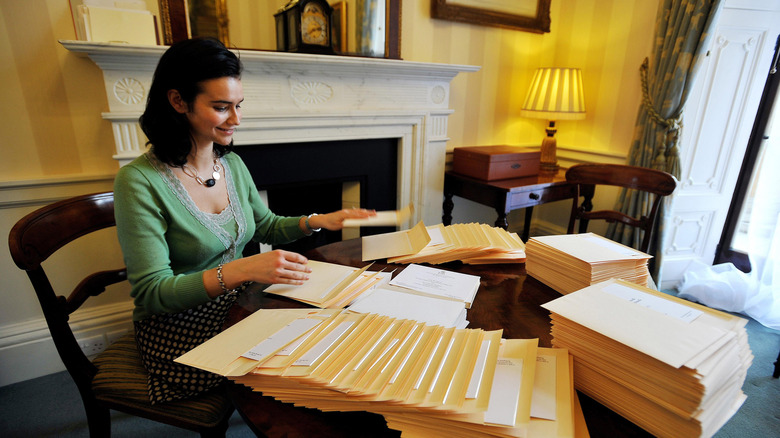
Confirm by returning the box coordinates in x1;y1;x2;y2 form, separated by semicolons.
452;146;541;181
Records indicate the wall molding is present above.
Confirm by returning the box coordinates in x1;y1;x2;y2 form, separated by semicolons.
0;173;116;209
0;301;134;387
0;301;133;350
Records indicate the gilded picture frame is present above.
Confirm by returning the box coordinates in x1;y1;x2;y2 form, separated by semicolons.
332;1;348;53
431;0;551;34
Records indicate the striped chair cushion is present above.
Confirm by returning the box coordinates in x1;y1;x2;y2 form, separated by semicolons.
91;332;233;428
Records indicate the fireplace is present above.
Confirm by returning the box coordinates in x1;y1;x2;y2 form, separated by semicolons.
60;40;479;226
236;138;398;253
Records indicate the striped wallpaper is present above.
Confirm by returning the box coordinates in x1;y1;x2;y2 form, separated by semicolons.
0;0;657;181
403;0;659;156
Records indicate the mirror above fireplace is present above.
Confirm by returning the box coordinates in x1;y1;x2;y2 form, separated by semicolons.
159;0;401;59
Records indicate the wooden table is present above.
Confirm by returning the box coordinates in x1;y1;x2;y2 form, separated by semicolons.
443;169;592;241
225;238;651;438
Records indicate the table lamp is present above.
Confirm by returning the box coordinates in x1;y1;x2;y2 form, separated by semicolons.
520;67;586;172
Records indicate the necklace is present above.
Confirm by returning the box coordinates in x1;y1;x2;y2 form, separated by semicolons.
181;159;222;188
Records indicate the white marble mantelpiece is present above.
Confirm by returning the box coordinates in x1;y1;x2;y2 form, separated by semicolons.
61;40;478;227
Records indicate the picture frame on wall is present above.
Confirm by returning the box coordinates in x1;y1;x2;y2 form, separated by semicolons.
431;0;551;34
332;1;348;52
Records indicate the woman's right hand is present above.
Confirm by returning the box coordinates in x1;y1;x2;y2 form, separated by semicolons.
208;250;312;298
240;249;312;285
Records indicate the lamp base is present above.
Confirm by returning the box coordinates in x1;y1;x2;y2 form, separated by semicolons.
540;121;559;173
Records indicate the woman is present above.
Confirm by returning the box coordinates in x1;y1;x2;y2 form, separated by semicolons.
114;37;373;404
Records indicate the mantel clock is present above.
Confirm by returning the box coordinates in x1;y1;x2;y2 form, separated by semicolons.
275;0;335;55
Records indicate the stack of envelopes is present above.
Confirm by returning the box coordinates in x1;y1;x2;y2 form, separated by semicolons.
364;222;526;264
176;308;584;437
526;233;651;294
263;260;392;308
541;279;753;438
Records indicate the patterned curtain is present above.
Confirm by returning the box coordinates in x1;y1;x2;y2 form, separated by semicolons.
607;0;723;284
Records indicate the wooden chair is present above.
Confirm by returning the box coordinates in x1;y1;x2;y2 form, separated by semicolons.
565;163;677;253
8;192;234;437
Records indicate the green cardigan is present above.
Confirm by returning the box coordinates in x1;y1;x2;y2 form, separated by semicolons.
114;152;306;321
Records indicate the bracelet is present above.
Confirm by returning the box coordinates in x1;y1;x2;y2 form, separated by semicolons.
216;263;229;294
305;213;322;233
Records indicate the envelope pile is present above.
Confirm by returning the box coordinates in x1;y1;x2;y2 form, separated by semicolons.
526;233;652;294
542;279;753;438
363;222;526;264
177;308;583;437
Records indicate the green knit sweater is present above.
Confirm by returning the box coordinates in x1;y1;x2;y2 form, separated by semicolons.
114;152;306;321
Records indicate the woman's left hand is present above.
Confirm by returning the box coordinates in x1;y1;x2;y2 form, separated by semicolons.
310;208;376;231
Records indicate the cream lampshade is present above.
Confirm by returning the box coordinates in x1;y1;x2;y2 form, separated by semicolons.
520;67;586;172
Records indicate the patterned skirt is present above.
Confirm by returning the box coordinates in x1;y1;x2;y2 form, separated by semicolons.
134;289;241;405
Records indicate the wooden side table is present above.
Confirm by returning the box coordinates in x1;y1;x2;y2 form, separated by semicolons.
443;169;591;241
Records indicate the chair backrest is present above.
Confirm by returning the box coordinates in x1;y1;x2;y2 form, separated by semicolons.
8;192;127;392
565;163;677;253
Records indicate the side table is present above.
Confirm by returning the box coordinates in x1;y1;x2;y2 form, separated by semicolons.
442;169;592;241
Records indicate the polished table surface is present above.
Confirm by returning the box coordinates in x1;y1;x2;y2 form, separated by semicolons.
225;238;652;438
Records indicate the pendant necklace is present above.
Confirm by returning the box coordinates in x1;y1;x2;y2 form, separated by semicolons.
181;158;222;188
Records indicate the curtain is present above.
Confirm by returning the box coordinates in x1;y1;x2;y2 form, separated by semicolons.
606;0;723;284
678;116;780;329
742;130;780;329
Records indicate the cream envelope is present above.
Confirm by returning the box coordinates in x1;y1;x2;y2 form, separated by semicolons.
541;279;728;369
347;286;468;328
254;311;365;373
380;325;445;401
457;329;503;413
362;220;431;261
175;308;334;376
342;203;414;227
327;319;405;390
282;313;385;379
388;263;481;308
357;322;429;397
421;329;480;408
350;319;418;393
264;260;374;307
404;327;457;405
407;329;468;406
482;338;538;427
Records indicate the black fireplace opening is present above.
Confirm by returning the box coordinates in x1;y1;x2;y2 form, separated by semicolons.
235;138;398;254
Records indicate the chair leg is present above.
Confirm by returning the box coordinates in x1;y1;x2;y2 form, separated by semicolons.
199;410;233;438
84;399;112;438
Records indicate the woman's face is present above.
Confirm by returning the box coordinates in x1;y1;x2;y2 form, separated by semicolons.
180;76;244;149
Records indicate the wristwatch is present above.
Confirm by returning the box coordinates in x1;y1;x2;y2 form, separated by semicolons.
305;213;321;233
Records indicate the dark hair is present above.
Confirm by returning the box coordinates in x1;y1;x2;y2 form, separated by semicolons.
140;37;243;166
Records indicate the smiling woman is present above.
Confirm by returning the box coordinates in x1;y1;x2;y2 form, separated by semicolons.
159;0;401;58
112;37;377;405
168;76;243;156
